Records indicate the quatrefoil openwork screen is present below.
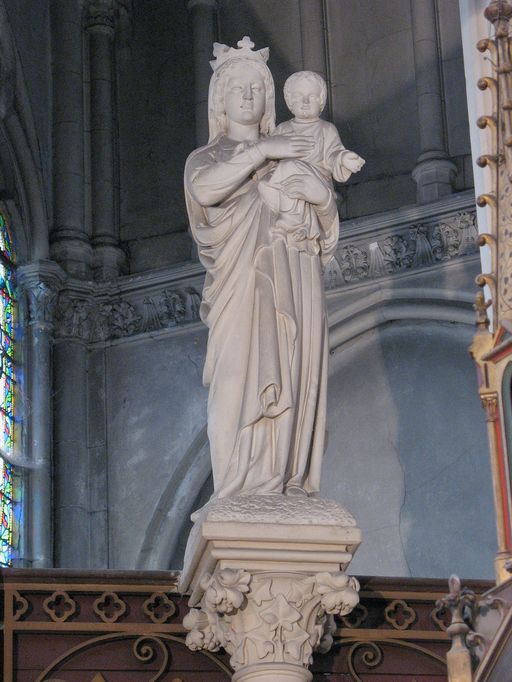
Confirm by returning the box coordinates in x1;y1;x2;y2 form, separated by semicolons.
0;212;19;567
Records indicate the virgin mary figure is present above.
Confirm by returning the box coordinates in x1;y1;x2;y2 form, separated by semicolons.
184;37;339;499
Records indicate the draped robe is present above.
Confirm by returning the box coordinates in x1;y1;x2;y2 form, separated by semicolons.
184;135;339;498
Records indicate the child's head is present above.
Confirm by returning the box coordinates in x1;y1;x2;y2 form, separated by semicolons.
283;71;327;121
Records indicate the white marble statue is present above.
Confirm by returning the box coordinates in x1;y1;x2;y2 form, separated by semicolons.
184;38;363;500
259;70;365;217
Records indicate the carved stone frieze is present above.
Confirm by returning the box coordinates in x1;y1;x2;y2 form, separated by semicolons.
54;284;202;343
184;568;360;673
324;210;478;290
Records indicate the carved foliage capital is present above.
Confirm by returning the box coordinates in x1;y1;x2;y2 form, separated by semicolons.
17;263;65;329
25;282;60;327
184;569;360;672
85;0;117;34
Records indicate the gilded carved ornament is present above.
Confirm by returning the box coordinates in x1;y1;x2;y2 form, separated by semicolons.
470;0;512;586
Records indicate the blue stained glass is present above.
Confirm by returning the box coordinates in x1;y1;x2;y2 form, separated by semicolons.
0;459;13;566
0;210;17;566
0;290;13;338
0;214;13;263
1;330;13;358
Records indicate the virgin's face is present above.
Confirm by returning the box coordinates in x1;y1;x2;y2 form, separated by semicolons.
224;63;266;126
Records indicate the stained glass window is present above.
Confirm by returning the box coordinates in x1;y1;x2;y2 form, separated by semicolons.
0;211;19;567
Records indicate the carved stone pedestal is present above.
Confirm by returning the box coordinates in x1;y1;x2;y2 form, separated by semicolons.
180;495;361;681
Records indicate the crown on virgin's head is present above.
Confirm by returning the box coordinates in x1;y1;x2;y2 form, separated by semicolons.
209;36;270;71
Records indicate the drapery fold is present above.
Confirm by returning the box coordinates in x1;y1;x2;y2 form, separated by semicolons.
184;135;338;498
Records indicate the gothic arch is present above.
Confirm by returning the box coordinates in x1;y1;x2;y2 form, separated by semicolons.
136;285;476;570
136;425;211;570
0;0;49;263
329;285;475;351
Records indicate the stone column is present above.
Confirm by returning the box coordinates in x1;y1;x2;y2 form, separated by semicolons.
410;0;457;203
50;0;92;279
52;290;93;567
299;0;329;116
17;262;64;568
186;0;218;147
86;0;126;281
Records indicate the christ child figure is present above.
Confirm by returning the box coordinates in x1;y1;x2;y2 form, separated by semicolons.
258;70;364;244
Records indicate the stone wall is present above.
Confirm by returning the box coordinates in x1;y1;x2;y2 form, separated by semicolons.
117;0;195;270
0;0;494;584
3;0;52;201
56;193;495;578
119;0;473;272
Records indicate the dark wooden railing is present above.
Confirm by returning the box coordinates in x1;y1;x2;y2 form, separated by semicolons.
1;569;492;681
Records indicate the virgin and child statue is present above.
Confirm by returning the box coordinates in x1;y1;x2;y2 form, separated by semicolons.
184;37;364;501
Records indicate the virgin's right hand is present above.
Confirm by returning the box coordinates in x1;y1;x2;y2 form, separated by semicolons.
257;135;315;160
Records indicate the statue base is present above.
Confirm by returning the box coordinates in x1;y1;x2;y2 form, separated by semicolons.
180;494;361;681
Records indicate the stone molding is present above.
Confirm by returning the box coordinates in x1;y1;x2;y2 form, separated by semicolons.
184;568;360;673
54;276;203;343
53;194;477;343
325;206;478;291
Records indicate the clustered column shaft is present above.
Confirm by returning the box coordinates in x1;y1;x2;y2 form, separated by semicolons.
187;0;218;147
50;0;92;278
299;0;329;116
86;1;126;280
17;263;64;568
410;0;457;203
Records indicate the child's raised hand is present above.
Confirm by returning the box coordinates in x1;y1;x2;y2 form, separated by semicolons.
343;152;365;173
